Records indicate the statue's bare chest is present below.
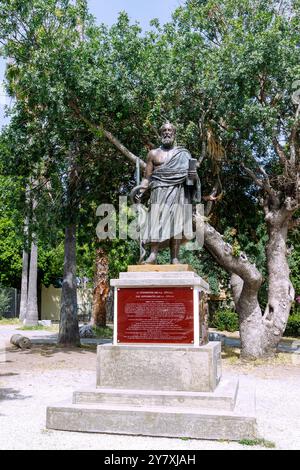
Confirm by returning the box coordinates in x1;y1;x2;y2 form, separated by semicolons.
152;148;174;167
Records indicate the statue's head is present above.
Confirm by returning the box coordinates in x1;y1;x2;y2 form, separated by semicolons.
160;122;176;149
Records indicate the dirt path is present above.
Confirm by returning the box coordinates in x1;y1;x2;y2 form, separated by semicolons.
0;342;300;450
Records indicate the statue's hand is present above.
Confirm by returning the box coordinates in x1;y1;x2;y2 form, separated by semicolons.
135;189;145;203
130;185;149;204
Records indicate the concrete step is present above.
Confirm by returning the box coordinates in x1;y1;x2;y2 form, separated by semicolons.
47;380;256;441
73;378;239;411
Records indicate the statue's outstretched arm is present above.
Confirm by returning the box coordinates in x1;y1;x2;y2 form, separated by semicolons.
140;151;154;189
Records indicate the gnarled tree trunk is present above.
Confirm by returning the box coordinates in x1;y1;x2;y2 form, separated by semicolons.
204;222;265;357
90;247;109;328
204;205;295;359
261;208;295;355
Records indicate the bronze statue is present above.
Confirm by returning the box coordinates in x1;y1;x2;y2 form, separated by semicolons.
132;122;201;265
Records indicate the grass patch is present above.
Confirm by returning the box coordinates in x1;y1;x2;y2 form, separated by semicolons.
80;344;97;351
239;352;292;367
18;325;46;331
0;318;20;325
221;346;240;364
222;346;294;369
239;438;276;449
17;324;59;332
281;336;300;343
92;325;113;339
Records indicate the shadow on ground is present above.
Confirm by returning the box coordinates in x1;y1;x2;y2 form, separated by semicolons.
0;387;31;402
6;345;97;358
0;373;19;377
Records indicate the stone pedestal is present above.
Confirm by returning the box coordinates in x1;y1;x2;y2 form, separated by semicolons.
46;266;257;440
96;343;221;392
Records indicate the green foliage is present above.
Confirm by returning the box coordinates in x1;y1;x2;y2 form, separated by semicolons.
284;313;300;337
0;317;20;325
92;325;113;339
38;241;64;286
18;324;46;331
0;217;23;287
212;309;239;332
107;239;140;279
239;438;276;449
232;239;242;258
179;245;229;295
0;176;24;287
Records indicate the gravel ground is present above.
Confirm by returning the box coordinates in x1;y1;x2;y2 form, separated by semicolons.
0;327;300;450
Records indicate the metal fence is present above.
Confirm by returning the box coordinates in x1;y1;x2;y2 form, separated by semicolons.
0;287;20;318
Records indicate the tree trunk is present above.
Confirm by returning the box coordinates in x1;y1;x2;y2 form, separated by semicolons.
203;222;265;357
23;239;38;326
260;209;295;355
19;188;30;322
236;209;295;357
58;224;80;347
203;209;295;359
10;334;32;350
90;247;109;328
19;246;29;322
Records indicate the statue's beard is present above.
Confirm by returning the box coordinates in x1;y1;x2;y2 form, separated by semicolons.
161;136;174;148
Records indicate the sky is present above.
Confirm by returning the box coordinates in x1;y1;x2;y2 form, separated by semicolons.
0;0;182;128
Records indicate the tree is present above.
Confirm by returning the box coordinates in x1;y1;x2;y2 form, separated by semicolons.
0;175;23;288
0;0;137;343
90;247;109;328
165;0;300;357
0;0;93;344
19;218;29;321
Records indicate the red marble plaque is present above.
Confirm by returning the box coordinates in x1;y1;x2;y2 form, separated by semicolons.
117;287;194;344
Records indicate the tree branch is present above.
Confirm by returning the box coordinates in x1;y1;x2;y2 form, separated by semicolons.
290;103;300;167
204;177;223;216
69;101;146;170
231;273;244;306
257;166;273;194
242;163;276;199
202;221;263;288
241;163;264;188
272;137;288;167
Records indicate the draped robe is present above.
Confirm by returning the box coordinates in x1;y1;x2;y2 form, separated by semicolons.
140;147;201;246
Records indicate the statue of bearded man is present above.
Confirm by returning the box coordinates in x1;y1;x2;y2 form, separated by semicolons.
132;122;201;265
